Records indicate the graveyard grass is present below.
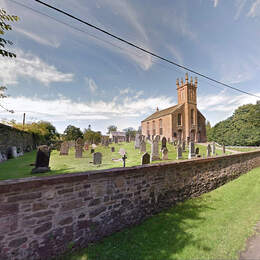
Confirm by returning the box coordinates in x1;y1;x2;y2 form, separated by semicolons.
0;142;227;180
64;166;260;260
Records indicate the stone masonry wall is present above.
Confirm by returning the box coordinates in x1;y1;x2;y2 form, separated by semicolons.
0;123;36;156
0;151;260;259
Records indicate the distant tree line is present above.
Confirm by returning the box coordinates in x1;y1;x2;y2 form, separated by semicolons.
207;102;260;146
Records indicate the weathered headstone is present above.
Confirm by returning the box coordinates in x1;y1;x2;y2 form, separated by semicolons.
135;134;141;149
93;152;102;165
111;147;115;152
182;141;186;152
161;137;167;150
91;148;95;154
195;147;200;155
176;145;182;159
151;140;160;161
75;138;84;158
31;145;51;173
207;144;212;157
162;147;168;160
60;141;69;155
114;136;118;144
223;145;226;154
212;141;216;155
188;141;195;159
104;138;109;147
142;152;150;165
7;146;17;159
140;140;146;153
155;135;160;142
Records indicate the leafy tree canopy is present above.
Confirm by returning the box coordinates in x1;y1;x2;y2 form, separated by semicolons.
83;128;101;145
123;127;136;139
107;125;117;134
63;125;83;141
208;102;260;146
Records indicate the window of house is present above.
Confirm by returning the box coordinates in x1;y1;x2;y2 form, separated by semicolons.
159;119;163;135
178;113;182;126
191;109;194;125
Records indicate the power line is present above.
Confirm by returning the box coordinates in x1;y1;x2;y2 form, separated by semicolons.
34;0;260;99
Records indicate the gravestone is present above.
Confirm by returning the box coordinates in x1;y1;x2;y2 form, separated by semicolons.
75;138;84;158
114;136;118;144
182;141;186;152
92;144;97;149
111;147;115;152
119;148;126;156
155;135;160;142
16;147;24;157
60;141;69;155
104;138;109;147
162;147;168;160
161;137;167;150
207;144;212;157
7;146;17;159
212;141;216;155
142;152;150;165
151;140;160;161
135;134;141;149
223;145;226;154
140;140;146;153
195;147;200;155
188;141;195;159
31;145;51;173
187;136;190;144
93;152;102;165
91;148;95;154
0;152;7;163
176;145;182;159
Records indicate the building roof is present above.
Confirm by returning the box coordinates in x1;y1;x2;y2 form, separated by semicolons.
110;131;126;137
142;104;183;122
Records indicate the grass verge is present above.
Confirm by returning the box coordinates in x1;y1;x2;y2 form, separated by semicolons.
64;166;260;260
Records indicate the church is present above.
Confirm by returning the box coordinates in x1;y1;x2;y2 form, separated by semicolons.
141;73;207;143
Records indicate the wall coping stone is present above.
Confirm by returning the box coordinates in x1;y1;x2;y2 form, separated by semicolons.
0;150;259;194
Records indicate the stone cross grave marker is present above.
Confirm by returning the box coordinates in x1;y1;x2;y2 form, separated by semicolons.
93;152;102;165
119;148;127;167
142;152;150;165
207;144;212;157
176;145;182;159
151;139;160;161
188;141;195;159
60;141;69;155
140;140;146;153
212;141;216;155
32;145;51;174
162;147;168;160
161;137;167;150
75;138;84;158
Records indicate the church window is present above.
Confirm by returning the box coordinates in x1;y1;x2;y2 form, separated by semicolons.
178;113;182;126
152;120;156;135
159;119;163;135
191;109;194;125
147;122;150;136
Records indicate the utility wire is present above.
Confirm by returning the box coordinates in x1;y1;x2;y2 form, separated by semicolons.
35;0;260;99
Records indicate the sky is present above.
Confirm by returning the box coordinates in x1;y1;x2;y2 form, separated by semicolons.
0;0;260;134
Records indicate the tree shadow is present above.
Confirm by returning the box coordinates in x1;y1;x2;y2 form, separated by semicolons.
65;198;216;260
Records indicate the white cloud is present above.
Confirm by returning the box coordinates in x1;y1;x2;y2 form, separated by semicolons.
234;0;247;20
15;27;60;48
248;0;260;17
213;0;219;7
0;94;174;123
198;91;260;112
85;77;98;93
0;49;74;85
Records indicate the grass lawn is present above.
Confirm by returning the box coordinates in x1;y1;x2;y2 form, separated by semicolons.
229;147;260;152
64;166;260;260
0;142;228;181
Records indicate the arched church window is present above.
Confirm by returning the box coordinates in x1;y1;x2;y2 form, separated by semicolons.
191;109;194;125
178;113;182;126
159;119;163;135
152;120;156;135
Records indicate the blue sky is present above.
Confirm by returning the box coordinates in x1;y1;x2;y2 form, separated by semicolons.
1;0;260;134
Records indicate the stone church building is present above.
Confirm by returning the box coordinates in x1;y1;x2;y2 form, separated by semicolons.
141;73;207;143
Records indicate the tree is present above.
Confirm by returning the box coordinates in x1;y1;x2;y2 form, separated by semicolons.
107;125;117;134
123;127;136;140
83;128;101;144
0;9;19;113
63;125;83;141
206;120;213;141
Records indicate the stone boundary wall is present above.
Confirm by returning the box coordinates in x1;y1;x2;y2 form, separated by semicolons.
0;123;37;157
0;151;260;259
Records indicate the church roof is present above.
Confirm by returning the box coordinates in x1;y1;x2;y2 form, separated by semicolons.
142;104;183;122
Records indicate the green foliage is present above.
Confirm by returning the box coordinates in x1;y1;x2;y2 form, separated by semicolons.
123;127;136;140
210;103;260;146
206;121;213;141
83;127;101;144
107;125;117;134
63;125;83;141
7;120;59;144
